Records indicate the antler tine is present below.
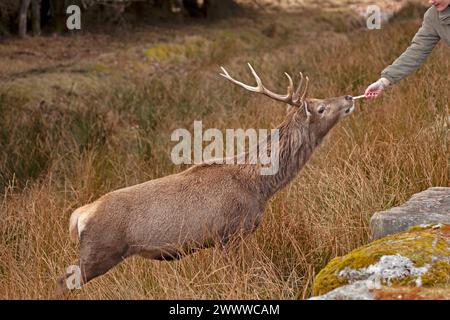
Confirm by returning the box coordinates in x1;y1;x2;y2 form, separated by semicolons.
247;63;264;90
284;72;294;97
301;75;310;101
220;63;301;106
292;72;304;103
220;66;260;93
295;72;304;97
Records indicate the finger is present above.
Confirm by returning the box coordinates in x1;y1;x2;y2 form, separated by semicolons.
365;85;378;95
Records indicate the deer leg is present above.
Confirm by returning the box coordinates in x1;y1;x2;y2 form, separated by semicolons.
56;237;130;297
79;238;130;283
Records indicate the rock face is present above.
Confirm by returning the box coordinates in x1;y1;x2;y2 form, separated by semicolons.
311;224;450;300
370;187;450;240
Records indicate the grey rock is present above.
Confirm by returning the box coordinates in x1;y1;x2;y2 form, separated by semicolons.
309;281;375;300
310;254;429;300
370;187;450;239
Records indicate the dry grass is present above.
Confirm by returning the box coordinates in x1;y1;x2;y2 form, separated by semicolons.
0;2;448;299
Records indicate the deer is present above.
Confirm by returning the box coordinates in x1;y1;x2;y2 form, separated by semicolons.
56;63;355;296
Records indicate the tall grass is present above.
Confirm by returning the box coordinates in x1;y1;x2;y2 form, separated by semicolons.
0;3;448;299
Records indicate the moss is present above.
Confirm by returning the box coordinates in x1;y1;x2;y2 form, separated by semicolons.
407;225;432;232
391;276;417;287
145;43;184;61
434;238;450;256
91;63;111;74
312;272;348;296
421;261;450;287
143;31;256;65
144;36;207;62
313;225;450;296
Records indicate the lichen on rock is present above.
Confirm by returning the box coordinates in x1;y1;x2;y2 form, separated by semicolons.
312;224;450;297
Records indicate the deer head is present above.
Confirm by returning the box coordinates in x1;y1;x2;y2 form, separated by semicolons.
220;63;355;140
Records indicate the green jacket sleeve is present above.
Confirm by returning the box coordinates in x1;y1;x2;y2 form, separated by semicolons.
381;8;441;84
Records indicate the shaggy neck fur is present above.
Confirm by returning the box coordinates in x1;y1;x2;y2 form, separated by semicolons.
244;107;319;201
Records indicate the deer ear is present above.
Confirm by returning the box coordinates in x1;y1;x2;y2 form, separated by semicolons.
304;101;311;118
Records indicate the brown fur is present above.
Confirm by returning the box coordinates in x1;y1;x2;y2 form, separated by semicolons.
56;91;354;295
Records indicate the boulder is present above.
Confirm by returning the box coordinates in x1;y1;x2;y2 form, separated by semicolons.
311;224;450;300
370;187;450;240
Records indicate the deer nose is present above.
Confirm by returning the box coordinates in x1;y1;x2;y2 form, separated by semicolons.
344;95;353;101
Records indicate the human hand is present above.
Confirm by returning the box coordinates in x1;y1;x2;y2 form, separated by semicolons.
364;78;391;98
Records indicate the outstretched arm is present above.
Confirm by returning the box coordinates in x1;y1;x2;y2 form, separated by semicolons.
365;7;441;98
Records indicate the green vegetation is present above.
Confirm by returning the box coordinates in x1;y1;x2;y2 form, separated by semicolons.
313;225;450;295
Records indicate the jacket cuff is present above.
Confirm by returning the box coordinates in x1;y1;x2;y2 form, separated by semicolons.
379;77;391;87
380;73;396;85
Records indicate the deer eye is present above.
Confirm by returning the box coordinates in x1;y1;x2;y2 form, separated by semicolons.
318;105;326;114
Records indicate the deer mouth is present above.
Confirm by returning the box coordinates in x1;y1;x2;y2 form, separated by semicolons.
344;102;355;115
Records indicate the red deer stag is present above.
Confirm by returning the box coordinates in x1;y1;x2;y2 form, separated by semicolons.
57;63;355;295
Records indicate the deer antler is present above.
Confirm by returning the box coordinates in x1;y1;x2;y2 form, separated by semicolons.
220;63;309;107
293;72;309;104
